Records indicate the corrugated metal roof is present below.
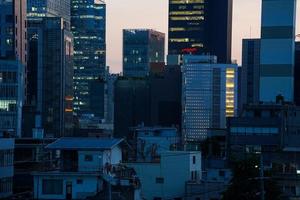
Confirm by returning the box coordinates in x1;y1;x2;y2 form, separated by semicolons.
46;137;123;150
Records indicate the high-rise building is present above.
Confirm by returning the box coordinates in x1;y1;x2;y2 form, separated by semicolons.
260;0;296;102
149;65;182;129
168;0;232;63
71;0;106;116
182;55;238;141
295;42;300;106
240;39;261;109
114;77;151;138
24;18;73;138
0;0;27;137
0;0;27;65
123;29;165;77
27;0;70;25
114;65;182;139
0;61;24;137
0;137;14;199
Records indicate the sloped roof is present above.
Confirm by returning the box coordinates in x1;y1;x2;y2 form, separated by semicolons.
46;137;123;150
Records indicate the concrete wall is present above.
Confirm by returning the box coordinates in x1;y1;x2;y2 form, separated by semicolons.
34;175;102;199
127;151;201;200
77;146;122;172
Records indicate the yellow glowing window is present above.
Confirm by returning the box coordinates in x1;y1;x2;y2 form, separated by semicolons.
170;27;186;31
170;38;189;42
170;11;204;15
170;0;205;4
170;16;204;21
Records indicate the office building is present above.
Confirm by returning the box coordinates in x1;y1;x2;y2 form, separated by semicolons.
0;1;26;134
0;61;24;137
104;73;118;124
240;39;261;109
0;0;27;65
294;42;300;105
149;65;182;128
25;18;73;138
114;66;182;139
71;0;106;116
123;29;165;77
228;104;300;199
114;77;151;138
182;55;238;141
260;0;296;102
0;137;14;199
168;0;232;63
27;0;70;25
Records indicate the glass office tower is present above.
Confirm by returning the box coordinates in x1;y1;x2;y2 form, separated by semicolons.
123;29;165;77
182;55;238;141
27;0;70;24
259;0;296;102
168;0;232;63
71;0;106;116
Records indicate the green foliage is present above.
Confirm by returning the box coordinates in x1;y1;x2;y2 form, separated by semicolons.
222;156;282;200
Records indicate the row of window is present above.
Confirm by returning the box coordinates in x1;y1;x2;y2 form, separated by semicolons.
0;177;12;194
230;127;279;135
0;150;13;167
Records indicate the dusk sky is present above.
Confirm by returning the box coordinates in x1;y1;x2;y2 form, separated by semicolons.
106;0;300;73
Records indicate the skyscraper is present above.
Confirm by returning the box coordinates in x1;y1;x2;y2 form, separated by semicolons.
260;0;296;102
294;42;300;105
27;0;70;25
0;61;24;137
71;0;106;116
123;29;165;77
168;0;232;63
25;18;74;138
182;55;238;142
114;78;151;138
0;0;27;137
240;39;261;109
0;0;27;64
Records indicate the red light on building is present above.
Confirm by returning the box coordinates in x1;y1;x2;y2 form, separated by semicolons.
181;48;198;54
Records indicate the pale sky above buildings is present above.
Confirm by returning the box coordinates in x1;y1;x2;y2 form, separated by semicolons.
106;0;300;73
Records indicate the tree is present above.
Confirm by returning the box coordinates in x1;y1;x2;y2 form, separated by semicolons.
222;156;282;200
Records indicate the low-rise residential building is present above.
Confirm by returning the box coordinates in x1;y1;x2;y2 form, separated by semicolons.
33;137;140;200
14;138;55;195
127;151;201;200
133;126;181;162
0;137;14;199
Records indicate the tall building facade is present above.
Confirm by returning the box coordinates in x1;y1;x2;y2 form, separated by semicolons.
114;78;151;138
27;0;70;24
0;137;14;199
168;0;232;63
0;0;27;65
0;0;26;137
295;42;300;106
71;0;106;116
240;39;261;109
25;18;73;137
123;29;165;77
182;55;238;141
0;61;24;137
260;0;296;102
149;65;182;129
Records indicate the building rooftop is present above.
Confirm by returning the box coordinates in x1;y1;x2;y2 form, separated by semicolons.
46;137;123;150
